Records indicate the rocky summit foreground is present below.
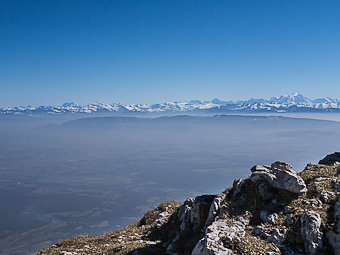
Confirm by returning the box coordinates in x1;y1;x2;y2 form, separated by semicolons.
37;153;340;255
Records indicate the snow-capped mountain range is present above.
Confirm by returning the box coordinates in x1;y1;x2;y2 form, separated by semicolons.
2;93;340;115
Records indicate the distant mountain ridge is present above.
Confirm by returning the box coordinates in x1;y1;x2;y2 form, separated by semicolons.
2;93;340;115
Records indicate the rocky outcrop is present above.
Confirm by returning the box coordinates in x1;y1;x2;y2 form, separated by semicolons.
156;210;170;228
37;154;340;255
204;192;227;228
192;216;249;255
250;161;307;194
300;212;323;255
319;152;340;165
327;196;340;255
165;195;215;255
177;195;215;233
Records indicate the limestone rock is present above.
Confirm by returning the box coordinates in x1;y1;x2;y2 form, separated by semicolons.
250;161;307;194
205;192;227;228
300;212;323;255
326;195;340;255
177;195;215;233
232;179;245;197
156;211;170;228
177;197;195;232
192;217;248;255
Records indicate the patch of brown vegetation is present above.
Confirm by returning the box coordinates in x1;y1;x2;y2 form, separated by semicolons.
300;163;339;187
36;201;180;255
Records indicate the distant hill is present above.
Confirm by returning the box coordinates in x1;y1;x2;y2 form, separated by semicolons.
59;114;337;130
3;93;340;115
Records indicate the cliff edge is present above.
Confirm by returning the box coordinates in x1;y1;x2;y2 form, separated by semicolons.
37;153;340;255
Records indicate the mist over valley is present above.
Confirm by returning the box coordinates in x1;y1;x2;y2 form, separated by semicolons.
1;114;340;254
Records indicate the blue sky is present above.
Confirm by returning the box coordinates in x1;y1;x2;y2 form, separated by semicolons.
1;0;340;106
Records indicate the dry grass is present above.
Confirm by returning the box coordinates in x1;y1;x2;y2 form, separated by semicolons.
36;201;180;255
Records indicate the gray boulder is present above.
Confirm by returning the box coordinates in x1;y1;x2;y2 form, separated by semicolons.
326;196;340;255
250;161;307;194
300;211;323;255
192;217;248;255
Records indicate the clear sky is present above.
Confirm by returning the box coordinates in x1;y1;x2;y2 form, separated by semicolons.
1;0;340;106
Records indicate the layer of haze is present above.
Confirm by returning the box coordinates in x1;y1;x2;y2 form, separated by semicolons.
0;114;340;254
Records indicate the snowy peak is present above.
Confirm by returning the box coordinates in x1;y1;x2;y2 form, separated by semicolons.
2;94;340;115
270;93;309;104
61;102;80;107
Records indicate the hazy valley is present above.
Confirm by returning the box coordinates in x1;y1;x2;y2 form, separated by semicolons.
1;114;340;254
